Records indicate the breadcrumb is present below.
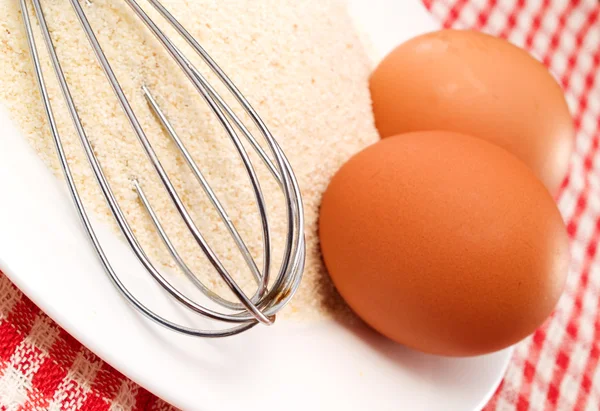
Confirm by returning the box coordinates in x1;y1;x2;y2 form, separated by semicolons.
0;0;378;321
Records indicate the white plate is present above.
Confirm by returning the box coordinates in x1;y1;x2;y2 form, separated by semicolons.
0;2;512;410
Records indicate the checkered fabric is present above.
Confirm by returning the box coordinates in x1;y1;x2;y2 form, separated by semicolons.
0;0;598;410
0;276;172;410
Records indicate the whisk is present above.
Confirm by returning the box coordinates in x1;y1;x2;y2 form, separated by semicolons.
19;0;305;337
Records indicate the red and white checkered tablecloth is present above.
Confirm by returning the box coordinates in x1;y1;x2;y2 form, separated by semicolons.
0;0;599;410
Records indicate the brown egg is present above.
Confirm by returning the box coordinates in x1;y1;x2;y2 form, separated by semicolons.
369;30;574;194
319;131;569;356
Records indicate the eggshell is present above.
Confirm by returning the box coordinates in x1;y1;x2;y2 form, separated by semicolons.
319;131;570;356
369;30;574;194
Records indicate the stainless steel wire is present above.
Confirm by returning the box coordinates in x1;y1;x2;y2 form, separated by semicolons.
19;0;306;336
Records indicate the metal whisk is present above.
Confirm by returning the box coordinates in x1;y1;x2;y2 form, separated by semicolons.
19;0;305;337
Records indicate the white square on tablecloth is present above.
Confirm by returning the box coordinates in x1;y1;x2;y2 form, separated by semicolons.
551;52;569;79
0;277;20;320
459;4;478;27
587;92;600;117
582;29;600;60
532;32;550;61
570;72;585;98
529;379;548;411
430;1;449;21
577;52;593;75
0;366;30;409
577;213;595;244
110;381;139;411
541;12;559;36
487;9;509;34
68;352;102;389
570;9;589;33
26;316;59;355
581;111;596;136
523;0;543;15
